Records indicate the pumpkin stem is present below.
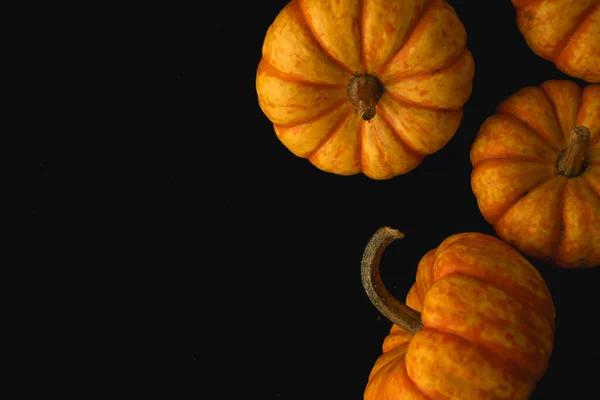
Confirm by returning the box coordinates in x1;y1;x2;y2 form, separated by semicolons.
557;126;590;177
348;74;383;121
361;226;424;335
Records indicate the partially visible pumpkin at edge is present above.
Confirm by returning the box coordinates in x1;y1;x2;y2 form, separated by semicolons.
470;80;600;268
256;0;475;180
361;227;555;399
512;0;600;83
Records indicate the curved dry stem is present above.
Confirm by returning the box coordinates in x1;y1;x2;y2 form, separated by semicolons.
348;74;383;121
361;226;424;335
557;126;590;177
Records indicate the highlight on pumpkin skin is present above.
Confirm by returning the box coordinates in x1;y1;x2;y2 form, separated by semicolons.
256;0;475;179
512;0;600;83
361;227;555;400
470;80;600;268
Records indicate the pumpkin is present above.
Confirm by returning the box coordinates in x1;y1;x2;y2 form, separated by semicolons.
361;227;555;399
470;80;600;268
256;0;475;179
511;0;600;83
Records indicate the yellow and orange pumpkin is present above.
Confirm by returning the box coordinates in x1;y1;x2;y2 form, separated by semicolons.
470;80;600;268
256;0;474;179
512;0;599;83
361;227;555;399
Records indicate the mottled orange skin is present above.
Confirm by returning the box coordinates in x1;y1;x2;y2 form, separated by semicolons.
470;80;600;268
512;0;600;83
256;0;474;179
365;233;555;400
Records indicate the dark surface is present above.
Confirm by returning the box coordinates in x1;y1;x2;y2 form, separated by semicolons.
160;0;600;398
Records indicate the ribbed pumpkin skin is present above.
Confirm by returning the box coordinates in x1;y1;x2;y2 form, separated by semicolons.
512;0;600;83
470;80;600;268
256;0;474;180
364;233;555;400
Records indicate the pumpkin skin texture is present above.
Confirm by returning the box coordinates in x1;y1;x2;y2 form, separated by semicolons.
361;228;555;400
256;0;475;179
512;0;600;83
470;80;600;268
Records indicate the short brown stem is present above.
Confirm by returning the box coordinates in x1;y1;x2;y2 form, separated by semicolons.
361;226;424;335
348;74;383;121
557;126;590;177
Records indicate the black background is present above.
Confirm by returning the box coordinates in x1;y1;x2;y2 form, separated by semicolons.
65;0;599;397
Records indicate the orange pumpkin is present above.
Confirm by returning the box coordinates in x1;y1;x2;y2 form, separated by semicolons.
256;0;475;179
512;0;600;83
470;80;600;268
361;227;555;399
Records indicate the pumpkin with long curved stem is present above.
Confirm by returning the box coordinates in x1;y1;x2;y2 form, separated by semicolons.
470;80;600;268
511;0;600;83
256;0;474;179
361;227;555;399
